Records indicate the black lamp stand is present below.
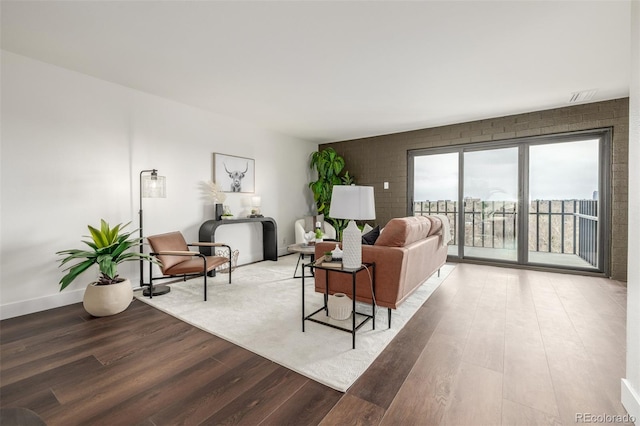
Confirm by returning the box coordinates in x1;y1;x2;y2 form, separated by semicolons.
139;169;170;297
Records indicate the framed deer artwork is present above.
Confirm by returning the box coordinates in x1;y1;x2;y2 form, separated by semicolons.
213;153;255;193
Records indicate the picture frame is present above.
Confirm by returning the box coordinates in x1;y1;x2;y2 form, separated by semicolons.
213;153;255;193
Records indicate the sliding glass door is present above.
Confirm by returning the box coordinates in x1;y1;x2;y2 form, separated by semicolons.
528;139;601;270
463;147;519;262
409;129;610;274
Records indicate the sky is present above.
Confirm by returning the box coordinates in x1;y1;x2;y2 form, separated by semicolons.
413;139;599;202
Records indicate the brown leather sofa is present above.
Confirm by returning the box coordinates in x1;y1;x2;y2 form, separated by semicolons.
314;215;448;325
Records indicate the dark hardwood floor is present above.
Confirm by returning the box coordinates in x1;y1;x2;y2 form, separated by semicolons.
0;264;630;425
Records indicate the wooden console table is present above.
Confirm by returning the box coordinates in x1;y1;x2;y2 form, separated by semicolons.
198;217;278;261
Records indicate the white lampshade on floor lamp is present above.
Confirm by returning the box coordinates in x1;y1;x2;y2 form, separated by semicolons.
329;185;376;269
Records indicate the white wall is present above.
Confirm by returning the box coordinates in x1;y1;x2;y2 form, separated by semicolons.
622;1;640;423
0;51;318;319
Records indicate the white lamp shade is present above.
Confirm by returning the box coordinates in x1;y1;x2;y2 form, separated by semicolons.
329;185;376;220
251;196;261;207
142;175;166;198
329;185;376;269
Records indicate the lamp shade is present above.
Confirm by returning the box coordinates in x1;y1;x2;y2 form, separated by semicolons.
329;185;375;220
142;174;166;198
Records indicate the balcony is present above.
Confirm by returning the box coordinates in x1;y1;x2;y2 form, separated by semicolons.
414;199;598;270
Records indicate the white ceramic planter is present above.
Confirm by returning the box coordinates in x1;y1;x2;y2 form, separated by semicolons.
328;292;352;320
83;278;133;317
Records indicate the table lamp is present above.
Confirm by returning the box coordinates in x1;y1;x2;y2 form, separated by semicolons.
329;185;376;268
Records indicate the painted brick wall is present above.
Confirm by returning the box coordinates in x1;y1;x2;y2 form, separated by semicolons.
321;98;629;280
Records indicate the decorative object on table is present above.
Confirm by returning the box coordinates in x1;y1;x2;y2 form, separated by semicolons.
321;260;343;268
314;221;324;242
200;180;227;220
249;195;263;217
213;153;255;193
324;251;333;262
221;205;234;219
215;248;239;273
139;169;168;294
294;217;338;244
56;219;158;317
329;185;376;268
303;231;316;246
331;244;343;260
327;292;352;320
308;147;355;240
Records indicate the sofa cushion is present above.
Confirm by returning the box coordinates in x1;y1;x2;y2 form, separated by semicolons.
361;225;380;245
375;216;432;247
426;216;443;236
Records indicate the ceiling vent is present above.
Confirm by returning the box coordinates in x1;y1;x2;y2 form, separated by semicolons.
569;89;598;103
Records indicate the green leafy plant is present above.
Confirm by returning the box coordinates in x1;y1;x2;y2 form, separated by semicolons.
308;147;355;240
56;219;157;290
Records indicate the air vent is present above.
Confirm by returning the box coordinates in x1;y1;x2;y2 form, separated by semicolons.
569;89;598;103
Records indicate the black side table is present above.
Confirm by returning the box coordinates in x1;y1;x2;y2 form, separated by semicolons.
301;261;376;349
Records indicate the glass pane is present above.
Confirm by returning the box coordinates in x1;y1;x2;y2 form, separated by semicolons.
413;152;458;256
463;147;518;261
528;139;599;269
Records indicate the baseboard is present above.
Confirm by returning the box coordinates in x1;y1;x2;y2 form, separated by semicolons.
622;379;640;425
0;288;84;320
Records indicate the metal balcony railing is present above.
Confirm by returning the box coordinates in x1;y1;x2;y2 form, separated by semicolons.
414;199;598;267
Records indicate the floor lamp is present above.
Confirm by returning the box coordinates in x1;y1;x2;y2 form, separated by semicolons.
329;185;376;269
139;169;169;296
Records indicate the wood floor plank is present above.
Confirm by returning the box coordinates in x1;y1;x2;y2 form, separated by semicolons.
0;355;104;406
80;357;231;425
441;361;503;426
319;394;385;426
149;356;279;425
501;398;563;426
0;303;87;344
42;337;232;425
49;327;219;405
462;291;506;373
0;302;165;370
503;311;559;416
345;265;469;410
347;303;444;410
200;368;309;425
379;331;466;426
260;380;342;426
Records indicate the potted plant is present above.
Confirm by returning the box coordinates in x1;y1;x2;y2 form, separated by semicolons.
308;147;355;240
221;205;234;220
56;219;158;317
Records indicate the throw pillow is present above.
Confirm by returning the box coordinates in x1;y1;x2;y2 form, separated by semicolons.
361;223;373;234
361;225;380;245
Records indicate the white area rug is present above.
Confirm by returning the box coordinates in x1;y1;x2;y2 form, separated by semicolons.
134;255;454;392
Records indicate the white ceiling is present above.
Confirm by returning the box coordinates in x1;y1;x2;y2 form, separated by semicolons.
1;1;632;143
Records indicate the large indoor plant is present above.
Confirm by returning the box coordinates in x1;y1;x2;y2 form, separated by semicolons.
308;147;355;240
57;219;157;317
